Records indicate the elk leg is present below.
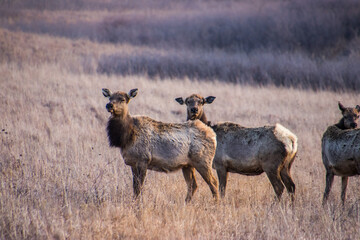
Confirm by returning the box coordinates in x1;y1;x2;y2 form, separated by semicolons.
280;168;296;201
265;170;284;200
194;165;219;201
322;171;334;205
182;166;198;203
216;167;228;198
131;164;147;199
341;176;348;205
288;153;296;171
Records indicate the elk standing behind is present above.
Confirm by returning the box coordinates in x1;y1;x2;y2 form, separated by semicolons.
322;102;360;205
175;94;298;200
102;88;219;202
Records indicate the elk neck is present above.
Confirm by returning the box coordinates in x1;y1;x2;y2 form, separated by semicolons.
335;118;347;130
107;112;136;149
187;111;211;126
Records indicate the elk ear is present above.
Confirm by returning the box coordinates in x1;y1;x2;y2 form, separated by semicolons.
205;96;216;104
102;88;112;98
128;88;138;99
175;97;185;105
338;102;346;113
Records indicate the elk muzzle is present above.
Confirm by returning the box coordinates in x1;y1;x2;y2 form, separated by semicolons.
188;108;199;120
106;103;113;112
191;108;198;114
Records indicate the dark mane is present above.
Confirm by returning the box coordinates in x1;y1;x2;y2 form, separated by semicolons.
188;111;211;126
335;118;347;130
106;116;136;149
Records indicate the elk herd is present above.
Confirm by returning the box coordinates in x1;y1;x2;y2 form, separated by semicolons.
102;88;360;205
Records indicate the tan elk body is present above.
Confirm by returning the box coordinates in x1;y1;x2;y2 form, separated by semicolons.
175;94;298;200
322;102;360;205
103;88;219;202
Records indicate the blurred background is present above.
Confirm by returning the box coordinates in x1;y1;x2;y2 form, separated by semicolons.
2;0;360;91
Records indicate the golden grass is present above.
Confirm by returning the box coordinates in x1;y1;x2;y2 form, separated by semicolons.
1;13;360;238
1;59;360;239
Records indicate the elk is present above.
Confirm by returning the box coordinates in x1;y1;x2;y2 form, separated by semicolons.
102;88;219;202
322;102;360;205
175;94;298;200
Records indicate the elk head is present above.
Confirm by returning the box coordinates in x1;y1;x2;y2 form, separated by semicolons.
102;88;138;118
338;102;360;129
175;94;215;125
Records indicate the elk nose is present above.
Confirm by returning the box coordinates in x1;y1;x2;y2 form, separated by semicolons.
106;103;113;110
191;108;198;114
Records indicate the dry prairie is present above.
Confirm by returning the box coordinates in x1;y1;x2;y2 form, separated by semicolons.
1;1;360;239
2;49;360;240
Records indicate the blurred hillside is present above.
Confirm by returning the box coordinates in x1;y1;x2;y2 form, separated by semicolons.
1;0;360;91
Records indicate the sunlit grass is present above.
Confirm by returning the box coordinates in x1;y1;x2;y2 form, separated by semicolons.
1;61;360;239
1;1;360;238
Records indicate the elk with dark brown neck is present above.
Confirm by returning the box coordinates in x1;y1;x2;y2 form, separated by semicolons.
103;88;219;202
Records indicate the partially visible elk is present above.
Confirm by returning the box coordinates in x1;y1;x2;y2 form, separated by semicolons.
102;88;219;202
175;94;298;200
322;102;360;205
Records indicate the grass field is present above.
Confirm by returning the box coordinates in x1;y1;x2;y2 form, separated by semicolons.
1;0;360;239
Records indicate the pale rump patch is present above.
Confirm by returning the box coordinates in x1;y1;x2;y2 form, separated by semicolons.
176;93;298;201
193;119;217;144
274;123;298;160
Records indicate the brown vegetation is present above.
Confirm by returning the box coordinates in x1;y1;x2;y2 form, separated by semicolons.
1;0;360;239
2;60;360;239
1;0;360;91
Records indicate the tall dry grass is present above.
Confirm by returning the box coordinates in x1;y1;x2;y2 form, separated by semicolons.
1;52;360;239
1;1;360;239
